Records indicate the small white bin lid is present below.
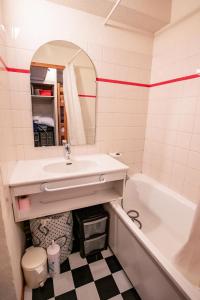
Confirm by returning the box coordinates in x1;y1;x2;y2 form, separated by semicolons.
22;247;47;271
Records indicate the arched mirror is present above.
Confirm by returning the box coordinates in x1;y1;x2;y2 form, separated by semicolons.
30;40;96;147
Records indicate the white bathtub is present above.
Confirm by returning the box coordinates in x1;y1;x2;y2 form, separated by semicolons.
105;174;200;300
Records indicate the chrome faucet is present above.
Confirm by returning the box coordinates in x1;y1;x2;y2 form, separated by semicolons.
62;140;72;164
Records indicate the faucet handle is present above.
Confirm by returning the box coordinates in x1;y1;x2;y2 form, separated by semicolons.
62;139;71;154
66;144;71;154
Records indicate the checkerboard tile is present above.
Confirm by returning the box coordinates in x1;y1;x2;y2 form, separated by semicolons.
89;259;111;280
53;271;74;296
69;252;87;269
76;282;100;300
72;265;93;288
109;295;123;300
95;275;120;300
24;248;141;300
112;271;132;293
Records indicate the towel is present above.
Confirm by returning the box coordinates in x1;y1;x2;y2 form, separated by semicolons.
33;116;54;127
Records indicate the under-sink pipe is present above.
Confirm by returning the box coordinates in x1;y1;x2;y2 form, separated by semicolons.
104;0;122;25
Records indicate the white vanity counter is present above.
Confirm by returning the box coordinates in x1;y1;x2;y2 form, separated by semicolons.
10;154;128;186
9;154;128;222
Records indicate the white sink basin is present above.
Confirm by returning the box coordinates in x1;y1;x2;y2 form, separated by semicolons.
43;160;97;174
9;154;129;186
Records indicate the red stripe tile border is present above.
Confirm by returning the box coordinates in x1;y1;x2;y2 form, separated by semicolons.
78;94;96;98
1;56;199;87
96;77;150;87
0;56;30;73
6;67;30;74
150;74;200;87
96;74;200;87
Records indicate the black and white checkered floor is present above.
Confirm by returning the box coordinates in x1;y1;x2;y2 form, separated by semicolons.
24;248;141;300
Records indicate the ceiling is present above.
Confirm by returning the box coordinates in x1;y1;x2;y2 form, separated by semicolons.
47;0;172;33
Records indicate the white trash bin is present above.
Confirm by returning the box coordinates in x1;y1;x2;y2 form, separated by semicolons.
21;247;48;289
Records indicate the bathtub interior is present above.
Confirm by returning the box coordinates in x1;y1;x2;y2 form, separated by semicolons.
105;202;196;300
122;174;196;260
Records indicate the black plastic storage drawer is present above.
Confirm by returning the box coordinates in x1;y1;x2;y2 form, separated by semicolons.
83;216;108;239
83;234;107;256
73;205;109;258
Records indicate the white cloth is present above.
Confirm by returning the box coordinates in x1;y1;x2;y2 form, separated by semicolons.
63;64;86;145
174;200;200;285
33;116;54;127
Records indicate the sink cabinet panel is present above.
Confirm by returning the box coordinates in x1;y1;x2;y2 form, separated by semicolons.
11;171;127;222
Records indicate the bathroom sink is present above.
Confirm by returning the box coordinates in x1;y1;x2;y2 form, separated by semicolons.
43;160;97;174
9;154;129;186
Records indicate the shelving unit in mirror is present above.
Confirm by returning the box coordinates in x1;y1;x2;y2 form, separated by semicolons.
31;81;56;147
57;82;68;144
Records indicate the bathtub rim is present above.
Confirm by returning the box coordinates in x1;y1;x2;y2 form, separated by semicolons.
128;173;196;211
110;198;199;300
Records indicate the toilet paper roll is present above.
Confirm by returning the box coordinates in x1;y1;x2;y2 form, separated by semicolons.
109;152;122;158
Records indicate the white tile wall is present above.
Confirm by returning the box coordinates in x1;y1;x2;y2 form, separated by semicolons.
0;32;24;300
0;2;200;300
1;0;152;175
3;1;200;199
0;1;153;300
143;10;200;203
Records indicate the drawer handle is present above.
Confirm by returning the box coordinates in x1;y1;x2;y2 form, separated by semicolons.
41;177;106;192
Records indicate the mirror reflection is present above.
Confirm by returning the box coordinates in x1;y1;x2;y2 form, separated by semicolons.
30;40;96;147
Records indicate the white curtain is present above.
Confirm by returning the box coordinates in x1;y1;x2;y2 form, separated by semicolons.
63;64;86;145
174;200;200;285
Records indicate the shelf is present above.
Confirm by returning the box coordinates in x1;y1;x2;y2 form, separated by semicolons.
57;82;67;143
31;81;54;86
31;95;54;98
14;188;122;222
